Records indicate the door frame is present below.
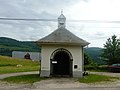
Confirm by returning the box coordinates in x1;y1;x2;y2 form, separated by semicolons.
50;48;73;77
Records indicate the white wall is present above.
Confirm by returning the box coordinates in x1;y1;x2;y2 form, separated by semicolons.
12;51;41;61
40;44;83;77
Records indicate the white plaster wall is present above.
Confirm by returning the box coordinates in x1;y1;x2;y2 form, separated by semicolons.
41;44;83;75
70;46;83;72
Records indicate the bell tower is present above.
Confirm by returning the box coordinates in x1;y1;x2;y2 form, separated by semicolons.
58;11;66;28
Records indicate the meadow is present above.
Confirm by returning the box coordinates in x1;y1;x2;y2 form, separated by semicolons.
0;56;119;84
0;56;39;74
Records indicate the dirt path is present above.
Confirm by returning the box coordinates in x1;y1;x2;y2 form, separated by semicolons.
0;71;120;90
0;77;120;90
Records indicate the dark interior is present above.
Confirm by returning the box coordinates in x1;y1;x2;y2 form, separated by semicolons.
52;51;70;76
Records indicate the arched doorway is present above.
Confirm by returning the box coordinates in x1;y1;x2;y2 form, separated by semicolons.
50;48;73;77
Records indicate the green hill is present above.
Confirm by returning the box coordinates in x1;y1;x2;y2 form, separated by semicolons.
0;37;40;56
0;37;105;64
85;47;105;64
0;56;39;74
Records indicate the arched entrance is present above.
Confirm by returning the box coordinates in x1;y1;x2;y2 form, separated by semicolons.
50;48;73;77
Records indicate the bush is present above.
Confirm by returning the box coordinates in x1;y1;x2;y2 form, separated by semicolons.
85;65;97;70
85;64;109;72
97;65;109;72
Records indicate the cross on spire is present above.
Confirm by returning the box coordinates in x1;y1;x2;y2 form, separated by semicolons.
58;11;66;28
61;10;63;14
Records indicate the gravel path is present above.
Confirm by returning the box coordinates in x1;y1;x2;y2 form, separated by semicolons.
0;71;120;90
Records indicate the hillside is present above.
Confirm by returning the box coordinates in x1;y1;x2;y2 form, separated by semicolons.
0;37;105;64
0;56;39;74
0;37;40;56
85;47;105;64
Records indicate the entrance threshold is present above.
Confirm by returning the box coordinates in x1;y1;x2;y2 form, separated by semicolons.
51;75;72;78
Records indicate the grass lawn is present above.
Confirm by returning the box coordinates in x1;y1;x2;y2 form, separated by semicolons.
1;74;46;84
79;74;119;83
1;74;119;84
0;56;40;74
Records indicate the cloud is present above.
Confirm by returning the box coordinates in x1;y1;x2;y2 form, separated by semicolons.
0;0;120;47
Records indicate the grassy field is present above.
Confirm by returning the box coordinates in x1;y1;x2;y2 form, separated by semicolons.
79;74;119;83
1;74;119;84
2;74;46;84
0;56;40;74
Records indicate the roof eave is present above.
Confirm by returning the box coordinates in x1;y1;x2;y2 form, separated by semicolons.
36;41;90;46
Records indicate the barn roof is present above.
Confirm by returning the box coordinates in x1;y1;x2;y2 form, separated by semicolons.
37;27;89;46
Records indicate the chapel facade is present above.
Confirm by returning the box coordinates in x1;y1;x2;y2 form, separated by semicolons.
37;12;89;77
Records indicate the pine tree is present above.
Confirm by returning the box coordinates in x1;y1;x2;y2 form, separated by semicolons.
102;35;120;65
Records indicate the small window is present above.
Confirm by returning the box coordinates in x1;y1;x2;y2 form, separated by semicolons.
60;23;64;25
74;65;78;69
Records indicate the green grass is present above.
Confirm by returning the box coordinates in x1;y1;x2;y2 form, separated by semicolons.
0;56;40;74
79;74;119;83
1;74;46;84
2;74;119;84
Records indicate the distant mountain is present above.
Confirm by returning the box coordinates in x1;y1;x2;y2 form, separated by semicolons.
0;37;105;64
0;37;40;56
85;47;105;64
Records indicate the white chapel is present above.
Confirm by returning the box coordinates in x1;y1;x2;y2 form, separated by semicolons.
37;12;89;77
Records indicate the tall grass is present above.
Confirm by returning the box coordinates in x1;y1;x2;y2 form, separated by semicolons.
0;56;40;74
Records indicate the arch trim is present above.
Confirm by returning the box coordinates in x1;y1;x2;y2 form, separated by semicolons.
50;48;73;61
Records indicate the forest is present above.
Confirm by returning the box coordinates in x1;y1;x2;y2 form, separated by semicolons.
0;37;40;56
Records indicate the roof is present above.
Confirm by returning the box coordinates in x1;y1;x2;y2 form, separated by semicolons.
37;27;89;46
58;14;66;19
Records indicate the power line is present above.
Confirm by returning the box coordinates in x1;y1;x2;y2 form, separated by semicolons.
0;17;56;21
68;20;120;23
1;17;120;23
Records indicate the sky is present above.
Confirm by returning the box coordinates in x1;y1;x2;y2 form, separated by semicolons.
0;0;120;47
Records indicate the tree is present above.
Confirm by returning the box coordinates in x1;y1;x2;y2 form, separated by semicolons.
84;53;92;65
84;52;98;71
102;35;120;65
84;52;97;65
